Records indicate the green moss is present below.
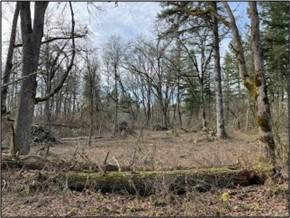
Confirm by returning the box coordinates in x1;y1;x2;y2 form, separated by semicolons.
252;160;274;173
18;186;32;197
243;80;257;99
53;166;275;195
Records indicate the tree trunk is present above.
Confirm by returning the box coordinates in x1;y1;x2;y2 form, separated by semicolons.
201;85;207;130
44;38;52;123
222;2;253;90
287;2;290;208
14;2;48;155
146;84;151;126
245;96;251;130
113;65;118;136
223;2;276;165
88;71;95;146
1;3;20;114
225;69;230;125
176;39;182;127
249;2;276;165
211;2;227;138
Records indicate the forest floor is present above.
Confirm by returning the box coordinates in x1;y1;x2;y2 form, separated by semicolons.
37;128;287;170
2;129;289;216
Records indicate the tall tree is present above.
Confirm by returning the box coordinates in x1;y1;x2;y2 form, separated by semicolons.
83;54;100;146
14;2;77;155
287;2;290;209
260;2;288;110
210;2;227;138
14;2;49;155
1;3;20;114
223;2;276;165
249;2;275;165
103;36;123;136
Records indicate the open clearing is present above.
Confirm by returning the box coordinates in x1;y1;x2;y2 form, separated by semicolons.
36;129;281;170
2;129;288;217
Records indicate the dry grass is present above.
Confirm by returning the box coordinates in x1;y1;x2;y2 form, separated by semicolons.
2;179;288;216
38;129;270;170
2;128;288;217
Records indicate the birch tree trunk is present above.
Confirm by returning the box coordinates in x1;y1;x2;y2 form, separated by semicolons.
14;2;48;155
211;2;227;139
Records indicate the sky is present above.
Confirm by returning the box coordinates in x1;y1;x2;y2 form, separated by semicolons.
2;2;249;64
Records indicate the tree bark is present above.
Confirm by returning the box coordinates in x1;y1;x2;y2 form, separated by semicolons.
14;2;48;155
146;81;152;126
201;84;207;130
222;2;254;91
223;2;276;165
211;2;227;138
249;2;276;165
176;38;182;127
113;64;118;136
44;37;52;123
287;1;290;210
1;3;20;114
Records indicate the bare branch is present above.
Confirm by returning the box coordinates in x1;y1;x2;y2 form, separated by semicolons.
14;33;86;48
35;2;77;104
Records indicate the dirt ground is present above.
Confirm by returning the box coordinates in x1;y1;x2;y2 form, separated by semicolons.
2;129;289;216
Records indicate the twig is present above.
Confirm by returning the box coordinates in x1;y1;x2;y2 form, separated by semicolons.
103;151;110;165
112;156;121;172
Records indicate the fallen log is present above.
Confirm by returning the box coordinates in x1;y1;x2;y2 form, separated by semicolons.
1;155;99;172
61;136;104;142
40;164;274;196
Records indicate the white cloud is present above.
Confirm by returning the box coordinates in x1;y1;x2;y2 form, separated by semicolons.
2;2;250;67
83;2;161;48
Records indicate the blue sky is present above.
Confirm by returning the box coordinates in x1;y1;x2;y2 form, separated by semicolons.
2;2;250;61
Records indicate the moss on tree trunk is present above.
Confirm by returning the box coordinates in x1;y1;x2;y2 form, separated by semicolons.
45;166;274;196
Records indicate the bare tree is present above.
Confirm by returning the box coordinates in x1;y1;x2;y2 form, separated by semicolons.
223;2;276;165
14;2;49;155
14;2;78;155
179;31;213;130
125;38;175;129
1;3;20;114
103;36;123;136
210;2;227;138
249;2;275;165
83;54;99;146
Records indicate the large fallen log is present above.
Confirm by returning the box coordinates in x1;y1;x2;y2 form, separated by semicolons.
39;164;274;196
2;154;275;195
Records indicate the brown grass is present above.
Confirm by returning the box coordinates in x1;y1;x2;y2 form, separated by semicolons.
39;129;270;170
2;129;288;217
